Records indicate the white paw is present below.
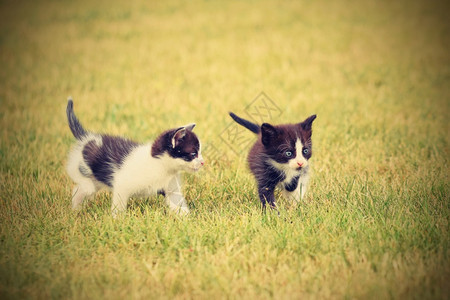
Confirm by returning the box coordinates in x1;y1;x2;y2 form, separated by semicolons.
168;203;190;216
178;206;190;216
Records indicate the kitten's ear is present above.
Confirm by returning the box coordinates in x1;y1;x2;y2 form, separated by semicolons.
171;124;196;148
300;114;317;131
184;123;196;131
171;127;186;148
261;123;278;146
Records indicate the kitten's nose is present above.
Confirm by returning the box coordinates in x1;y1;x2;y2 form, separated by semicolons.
297;162;303;167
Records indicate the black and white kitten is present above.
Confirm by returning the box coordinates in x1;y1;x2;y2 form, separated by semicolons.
66;98;204;217
229;112;316;209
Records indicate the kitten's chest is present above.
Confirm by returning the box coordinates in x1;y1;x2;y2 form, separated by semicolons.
135;166;174;189
282;168;300;184
124;167;175;197
266;158;302;184
115;146;175;191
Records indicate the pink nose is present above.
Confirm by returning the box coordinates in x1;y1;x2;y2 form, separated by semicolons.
297;162;303;167
201;161;205;166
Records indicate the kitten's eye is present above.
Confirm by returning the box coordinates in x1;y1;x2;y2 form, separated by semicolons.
302;148;309;155
285;151;293;157
190;152;197;158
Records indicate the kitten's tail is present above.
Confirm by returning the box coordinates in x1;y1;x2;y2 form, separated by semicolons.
67;97;88;140
229;112;260;134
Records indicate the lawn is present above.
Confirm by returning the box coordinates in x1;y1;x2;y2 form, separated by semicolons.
0;0;449;299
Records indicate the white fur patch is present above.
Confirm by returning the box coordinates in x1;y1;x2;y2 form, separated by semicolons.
288;139;307;170
268;138;310;202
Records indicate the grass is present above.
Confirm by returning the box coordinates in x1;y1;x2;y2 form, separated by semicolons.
0;0;449;298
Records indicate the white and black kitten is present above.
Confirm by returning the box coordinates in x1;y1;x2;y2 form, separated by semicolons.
66;98;204;217
229;112;316;210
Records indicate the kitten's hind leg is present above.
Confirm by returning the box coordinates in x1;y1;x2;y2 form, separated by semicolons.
71;179;97;210
165;174;189;215
71;186;85;210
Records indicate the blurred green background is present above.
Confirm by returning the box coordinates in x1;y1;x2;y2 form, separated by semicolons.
0;0;448;298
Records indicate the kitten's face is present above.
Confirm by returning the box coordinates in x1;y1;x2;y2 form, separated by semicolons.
261;115;316;171
170;128;204;172
152;124;204;172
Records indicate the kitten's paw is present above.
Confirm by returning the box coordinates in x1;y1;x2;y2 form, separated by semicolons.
71;204;83;211
178;206;190;216
111;208;126;219
172;206;190;216
166;196;190;216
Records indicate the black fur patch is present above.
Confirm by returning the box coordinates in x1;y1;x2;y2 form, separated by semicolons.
82;135;138;187
78;165;91;177
151;128;200;161
256;162;286;208
284;175;300;192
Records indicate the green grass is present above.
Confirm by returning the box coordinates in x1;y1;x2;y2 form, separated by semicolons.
0;0;449;299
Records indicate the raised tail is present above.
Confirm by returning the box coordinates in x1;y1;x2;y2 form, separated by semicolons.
229;112;260;134
66;97;87;140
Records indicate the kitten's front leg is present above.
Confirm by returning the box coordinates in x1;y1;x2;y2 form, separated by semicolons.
283;184;304;204
165;174;189;215
258;184;277;211
298;173;310;200
283;175;301;203
111;190;130;218
283;174;309;203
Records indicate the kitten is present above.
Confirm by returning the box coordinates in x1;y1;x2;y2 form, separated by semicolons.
229;112;316;210
66;98;204;217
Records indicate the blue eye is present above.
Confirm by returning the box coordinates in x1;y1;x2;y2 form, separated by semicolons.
302;148;309;155
285;151;293;157
191;152;197;157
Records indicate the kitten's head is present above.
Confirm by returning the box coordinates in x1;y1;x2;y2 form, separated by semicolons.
261;115;316;171
151;123;204;172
